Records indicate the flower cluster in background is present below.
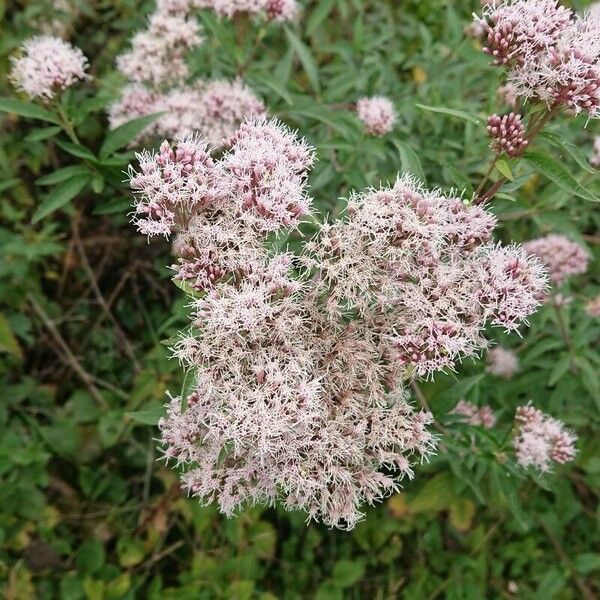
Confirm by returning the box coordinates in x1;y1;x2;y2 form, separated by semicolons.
486;346;519;379
356;96;397;136
9;35;88;100
523;234;589;286
452;400;496;429
513;405;577;472
110;0;266;145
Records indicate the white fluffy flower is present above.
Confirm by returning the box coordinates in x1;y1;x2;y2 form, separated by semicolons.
10;35;88;100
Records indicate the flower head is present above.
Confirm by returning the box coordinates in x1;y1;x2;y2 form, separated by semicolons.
356;96;397;136
452;400;497;429
10;35;88;100
523;234;589;285
487;112;528;156
477;0;600;118
585;294;600;317
513;404;577;471
486;346;519;378
116;12;203;86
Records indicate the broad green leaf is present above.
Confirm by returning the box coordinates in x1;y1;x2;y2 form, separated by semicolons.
332;560;365;588
284;28;321;94
124;405;166;425
0;98;60;124
524;151;598;202
37;165;90;185
394;140;426;184
99;113;162;158
32;174;90;223
416;104;481;124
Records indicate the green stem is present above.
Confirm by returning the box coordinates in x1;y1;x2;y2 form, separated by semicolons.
55;100;80;144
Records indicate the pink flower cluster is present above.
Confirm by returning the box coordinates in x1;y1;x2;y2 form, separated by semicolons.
129;119;549;528
486;112;528;157
109;80;265;146
486;346;519;378
157;0;298;21
111;2;265;146
306;178;547;376
513;405;576;471
356;96;397;136
452;400;496;429
9;35;88;100
477;0;600;117
116;11;203;87
523;234;589;285
585;294;600;317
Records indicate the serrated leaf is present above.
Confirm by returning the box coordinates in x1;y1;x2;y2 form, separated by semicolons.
284;28;320;94
124;405;165;425
0;98;60;124
99;113;162;158
416;104;481;124
37;165;90;185
395;140;426;184
32;174;90;223
524;151;598;202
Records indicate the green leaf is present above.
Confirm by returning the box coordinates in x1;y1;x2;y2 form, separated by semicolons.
124;405;166;425
306;0;336;36
0;313;22;359
37;165;90;185
495;159;514;181
332;560;365;588
416;104;481;124
540;131;596;174
92;196;130;216
394;140;426;184
117;537;145;568
284;28;320;94
0;98;60;124
444;163;473;196
434;374;484;415
32;174;90;223
491;464;531;531
0;178;21;193
56;140;97;162
24;126;62;142
524;151;598;202
99;113;162;158
76;540;105;574
91;174;104;194
409;473;457;513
